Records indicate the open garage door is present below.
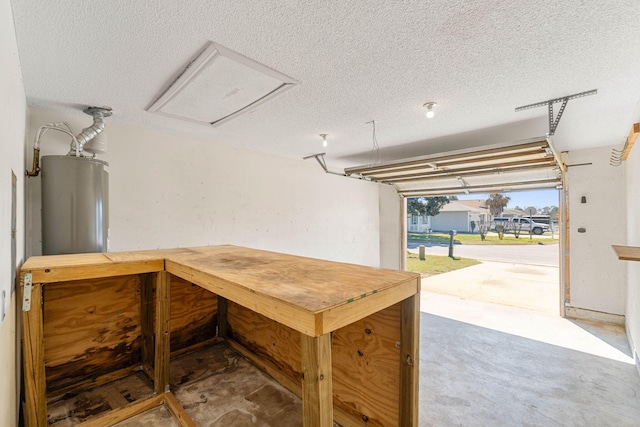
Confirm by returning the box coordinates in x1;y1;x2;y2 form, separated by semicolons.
344;136;567;317
344;137;563;197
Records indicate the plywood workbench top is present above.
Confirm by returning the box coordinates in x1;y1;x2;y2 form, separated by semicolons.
22;245;420;336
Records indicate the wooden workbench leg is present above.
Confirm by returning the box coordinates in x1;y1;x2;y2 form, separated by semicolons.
22;282;47;427
301;333;333;427
400;294;420;426
217;296;228;339
154;271;171;393
140;274;154;378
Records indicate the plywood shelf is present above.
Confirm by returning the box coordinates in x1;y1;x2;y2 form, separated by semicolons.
612;245;640;261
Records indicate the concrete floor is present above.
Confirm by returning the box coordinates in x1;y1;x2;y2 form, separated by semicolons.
420;275;640;426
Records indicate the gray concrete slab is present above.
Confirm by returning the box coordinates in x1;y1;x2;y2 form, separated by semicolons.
420;291;640;426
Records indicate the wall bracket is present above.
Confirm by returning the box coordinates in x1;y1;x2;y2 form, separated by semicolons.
22;273;32;312
610;123;640;166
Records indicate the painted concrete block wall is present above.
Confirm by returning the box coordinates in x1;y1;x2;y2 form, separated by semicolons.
625;131;640;366
567;146;626;315
0;0;27;424
26;109;387;268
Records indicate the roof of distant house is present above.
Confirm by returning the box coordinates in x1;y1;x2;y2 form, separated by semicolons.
456;199;487;210
438;200;489;214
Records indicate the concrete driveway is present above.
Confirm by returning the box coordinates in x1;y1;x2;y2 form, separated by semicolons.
410;237;560;313
419;261;560;315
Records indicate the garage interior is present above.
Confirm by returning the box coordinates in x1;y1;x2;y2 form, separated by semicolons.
2;1;640;426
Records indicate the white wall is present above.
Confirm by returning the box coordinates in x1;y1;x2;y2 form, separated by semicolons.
432;211;469;233
625;126;640;368
26;109;388;268
567;146;627;315
379;185;401;270
0;0;27;424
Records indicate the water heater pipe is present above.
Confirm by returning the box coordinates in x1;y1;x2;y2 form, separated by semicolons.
25;107;112;177
73;107;112;154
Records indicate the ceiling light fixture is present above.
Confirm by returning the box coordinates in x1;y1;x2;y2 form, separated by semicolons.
423;102;437;119
320;133;328;147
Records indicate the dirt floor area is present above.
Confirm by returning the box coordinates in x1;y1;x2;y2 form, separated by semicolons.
48;344;306;426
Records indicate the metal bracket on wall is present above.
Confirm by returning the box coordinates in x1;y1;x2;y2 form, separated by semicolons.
610;123;640;166
22;273;33;312
515;89;597;136
303;152;331;173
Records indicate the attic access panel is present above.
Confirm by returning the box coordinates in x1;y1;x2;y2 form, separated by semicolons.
147;42;299;127
344;137;563;197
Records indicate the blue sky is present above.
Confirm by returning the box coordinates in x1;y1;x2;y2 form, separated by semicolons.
456;189;560;210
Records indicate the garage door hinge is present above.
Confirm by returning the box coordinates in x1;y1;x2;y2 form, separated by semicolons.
22;273;33;312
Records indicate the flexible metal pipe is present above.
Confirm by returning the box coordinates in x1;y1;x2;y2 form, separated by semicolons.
75;115;106;148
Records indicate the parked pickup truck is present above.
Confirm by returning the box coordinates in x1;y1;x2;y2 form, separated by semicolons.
491;217;550;235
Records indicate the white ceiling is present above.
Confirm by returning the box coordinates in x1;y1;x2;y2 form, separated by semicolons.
10;0;640;168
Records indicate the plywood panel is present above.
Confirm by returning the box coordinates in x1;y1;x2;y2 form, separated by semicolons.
43;275;142;392
169;276;218;352
331;303;402;427
24;252;164;284
227;301;302;385
229;300;403;427
168;245;417;313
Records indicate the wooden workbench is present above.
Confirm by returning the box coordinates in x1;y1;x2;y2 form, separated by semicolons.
20;245;420;426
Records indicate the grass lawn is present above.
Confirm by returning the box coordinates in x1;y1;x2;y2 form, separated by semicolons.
406;251;480;277
408;232;558;245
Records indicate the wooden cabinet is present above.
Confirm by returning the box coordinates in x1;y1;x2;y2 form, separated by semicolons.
21;245;420;426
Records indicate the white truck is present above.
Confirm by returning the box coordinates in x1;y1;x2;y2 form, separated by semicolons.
491;217;550;235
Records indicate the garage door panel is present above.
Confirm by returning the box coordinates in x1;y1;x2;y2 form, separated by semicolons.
344;137;561;197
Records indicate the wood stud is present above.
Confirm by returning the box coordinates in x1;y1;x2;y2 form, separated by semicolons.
301;333;333;427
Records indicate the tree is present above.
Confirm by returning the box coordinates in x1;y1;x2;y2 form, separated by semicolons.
485;193;510;217
407;197;451;217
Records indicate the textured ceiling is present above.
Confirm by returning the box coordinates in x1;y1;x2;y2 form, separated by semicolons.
10;0;640;168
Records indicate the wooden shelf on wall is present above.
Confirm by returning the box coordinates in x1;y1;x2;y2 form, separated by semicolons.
622;123;640;161
612;245;640;262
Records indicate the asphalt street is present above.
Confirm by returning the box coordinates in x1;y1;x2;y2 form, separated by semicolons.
408;240;560;267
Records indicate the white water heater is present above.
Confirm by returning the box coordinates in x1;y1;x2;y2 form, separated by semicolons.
27;106;113;255
41;156;109;255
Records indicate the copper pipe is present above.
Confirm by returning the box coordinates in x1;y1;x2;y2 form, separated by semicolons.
25;147;40;177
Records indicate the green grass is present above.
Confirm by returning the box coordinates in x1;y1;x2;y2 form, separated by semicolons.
407;232;558;245
406;252;480;277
